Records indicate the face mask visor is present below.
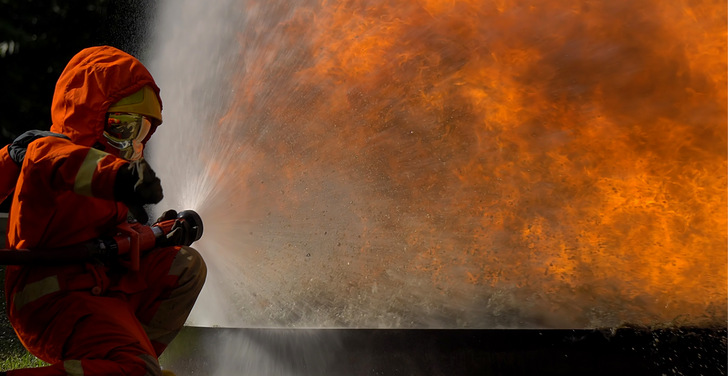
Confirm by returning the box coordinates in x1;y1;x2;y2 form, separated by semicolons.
103;112;152;161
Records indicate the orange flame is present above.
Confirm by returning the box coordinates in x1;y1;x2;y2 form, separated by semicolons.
174;0;726;328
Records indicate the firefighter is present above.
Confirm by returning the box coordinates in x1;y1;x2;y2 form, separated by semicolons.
0;46;206;375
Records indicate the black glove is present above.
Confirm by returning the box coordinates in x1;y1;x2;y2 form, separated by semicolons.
155;209;178;223
164;219;189;247
114;159;163;224
154;209;194;247
8;130;70;166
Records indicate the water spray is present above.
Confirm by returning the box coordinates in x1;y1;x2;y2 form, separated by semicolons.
0;209;203;270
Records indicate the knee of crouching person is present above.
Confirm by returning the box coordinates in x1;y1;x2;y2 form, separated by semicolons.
177;246;207;290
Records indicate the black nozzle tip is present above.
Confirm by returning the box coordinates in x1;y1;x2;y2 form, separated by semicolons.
177;210;203;242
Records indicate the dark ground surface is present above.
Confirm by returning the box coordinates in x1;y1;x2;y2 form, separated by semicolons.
161;326;727;376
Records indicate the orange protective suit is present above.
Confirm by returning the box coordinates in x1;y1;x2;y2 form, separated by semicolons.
2;46;206;375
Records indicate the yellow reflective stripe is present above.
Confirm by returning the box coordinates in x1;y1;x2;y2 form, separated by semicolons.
13;275;61;311
73;148;108;197
63;359;84;376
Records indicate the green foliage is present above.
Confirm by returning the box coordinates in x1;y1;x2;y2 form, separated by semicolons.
0;351;48;371
0;261;39;371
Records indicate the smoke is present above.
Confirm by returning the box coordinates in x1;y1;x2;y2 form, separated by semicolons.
147;0;727;329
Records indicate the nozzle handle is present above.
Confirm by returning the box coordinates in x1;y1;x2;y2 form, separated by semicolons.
151;209;204;247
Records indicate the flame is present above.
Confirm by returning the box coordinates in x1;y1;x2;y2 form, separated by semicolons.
152;0;727;328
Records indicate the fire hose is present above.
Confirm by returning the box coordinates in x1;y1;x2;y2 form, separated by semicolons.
0;210;203;271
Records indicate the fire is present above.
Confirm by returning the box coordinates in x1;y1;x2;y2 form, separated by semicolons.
152;0;727;328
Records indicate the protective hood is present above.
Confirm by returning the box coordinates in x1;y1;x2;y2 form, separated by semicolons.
50;46;163;147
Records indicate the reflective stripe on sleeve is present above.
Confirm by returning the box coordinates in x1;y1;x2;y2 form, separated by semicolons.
63;359;84;376
13;275;61;311
73;148;109;197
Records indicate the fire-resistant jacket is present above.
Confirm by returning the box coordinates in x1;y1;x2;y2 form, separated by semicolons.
3;46;163;358
5;45;162;249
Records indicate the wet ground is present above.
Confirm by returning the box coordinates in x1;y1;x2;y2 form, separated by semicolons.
160;326;726;376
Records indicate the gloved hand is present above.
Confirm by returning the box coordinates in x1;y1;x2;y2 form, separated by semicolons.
8;130;70;166
155;209;178;223
114;159;163;224
154;209;194;247
164;219;189;247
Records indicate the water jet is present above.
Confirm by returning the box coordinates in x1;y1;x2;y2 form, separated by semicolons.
145;0;727;374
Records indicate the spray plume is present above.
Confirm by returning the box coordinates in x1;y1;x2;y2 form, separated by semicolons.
148;0;727;329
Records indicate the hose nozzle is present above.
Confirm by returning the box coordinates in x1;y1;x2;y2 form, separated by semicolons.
151;209;204;247
177;209;204;244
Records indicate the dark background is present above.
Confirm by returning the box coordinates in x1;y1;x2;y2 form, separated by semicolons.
0;0;155;146
0;0;157;213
